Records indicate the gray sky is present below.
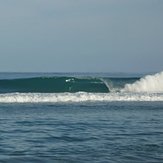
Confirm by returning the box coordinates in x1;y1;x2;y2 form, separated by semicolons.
0;0;163;72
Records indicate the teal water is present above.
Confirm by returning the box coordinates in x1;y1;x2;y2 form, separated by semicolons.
0;77;109;93
0;73;163;162
0;72;141;93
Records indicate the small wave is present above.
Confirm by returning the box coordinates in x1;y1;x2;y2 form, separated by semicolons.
122;71;163;93
0;92;162;103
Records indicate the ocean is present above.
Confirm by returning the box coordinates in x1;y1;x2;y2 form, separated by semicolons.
0;72;163;163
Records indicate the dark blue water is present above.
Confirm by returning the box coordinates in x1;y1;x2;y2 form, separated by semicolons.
0;102;163;163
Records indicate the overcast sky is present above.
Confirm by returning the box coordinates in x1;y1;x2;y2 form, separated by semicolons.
0;0;162;73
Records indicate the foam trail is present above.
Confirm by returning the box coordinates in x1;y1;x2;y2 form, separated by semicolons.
122;71;163;93
0;92;163;103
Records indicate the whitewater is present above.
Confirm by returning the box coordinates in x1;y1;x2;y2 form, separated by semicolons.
0;92;162;103
0;71;162;103
122;71;163;93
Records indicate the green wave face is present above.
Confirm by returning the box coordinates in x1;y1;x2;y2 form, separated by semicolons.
0;77;109;93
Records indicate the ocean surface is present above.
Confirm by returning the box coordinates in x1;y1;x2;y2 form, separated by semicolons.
0;72;163;163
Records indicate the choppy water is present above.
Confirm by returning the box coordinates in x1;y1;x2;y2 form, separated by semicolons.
0;72;163;162
0;102;163;163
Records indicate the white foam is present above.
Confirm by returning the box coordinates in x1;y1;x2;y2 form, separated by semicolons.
0;92;162;103
122;71;163;93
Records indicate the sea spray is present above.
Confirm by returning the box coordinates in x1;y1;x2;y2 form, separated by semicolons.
122;71;163;93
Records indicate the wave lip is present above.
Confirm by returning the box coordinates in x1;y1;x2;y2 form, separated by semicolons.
122;71;163;93
0;92;163;103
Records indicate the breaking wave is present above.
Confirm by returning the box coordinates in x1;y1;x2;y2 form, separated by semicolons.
122;71;163;93
0;72;163;103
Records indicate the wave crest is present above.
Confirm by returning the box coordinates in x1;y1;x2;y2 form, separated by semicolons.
122;71;163;93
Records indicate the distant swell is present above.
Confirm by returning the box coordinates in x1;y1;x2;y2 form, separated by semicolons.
122;71;163;93
0;77;109;93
